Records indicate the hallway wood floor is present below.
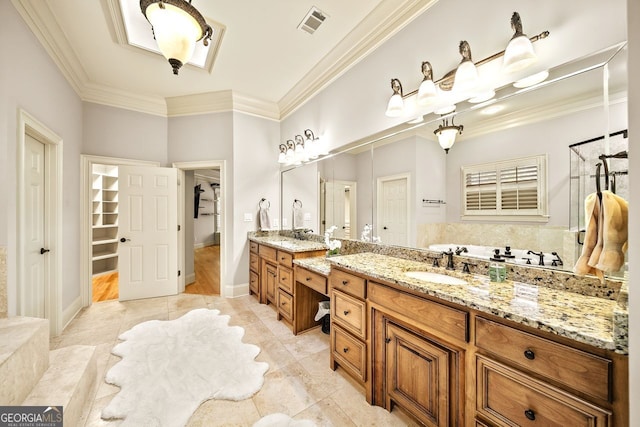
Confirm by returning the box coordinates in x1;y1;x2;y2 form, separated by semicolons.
92;245;220;302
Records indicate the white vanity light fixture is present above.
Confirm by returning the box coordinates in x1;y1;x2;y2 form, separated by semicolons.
294;135;309;163
140;0;213;75
384;12;548;118
434;116;463;154
503;12;540;73
303;129;320;159
277;144;288;164
385;79;404;117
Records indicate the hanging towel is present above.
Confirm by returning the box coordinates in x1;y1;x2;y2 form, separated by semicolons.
593;191;628;273
574;192;602;279
259;207;272;231
293;206;304;229
574;190;629;283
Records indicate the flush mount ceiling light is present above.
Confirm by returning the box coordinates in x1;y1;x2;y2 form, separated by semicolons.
140;0;213;75
384;11;549;118
434;117;463;154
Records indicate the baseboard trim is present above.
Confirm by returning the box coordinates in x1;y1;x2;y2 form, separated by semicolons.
225;283;249;298
194;241;216;249
62;296;83;333
185;273;196;285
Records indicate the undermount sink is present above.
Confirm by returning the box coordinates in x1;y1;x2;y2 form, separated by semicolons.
404;271;467;285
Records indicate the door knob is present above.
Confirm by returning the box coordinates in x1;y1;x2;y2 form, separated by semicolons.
120;237;131;243
383;226;388;230
40;248;50;255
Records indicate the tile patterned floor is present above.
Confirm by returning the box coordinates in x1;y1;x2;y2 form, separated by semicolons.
53;293;419;426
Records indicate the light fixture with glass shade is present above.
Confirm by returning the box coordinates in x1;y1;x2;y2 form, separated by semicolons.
303;129;320;159
140;0;213;75
385;79;404;117
417;62;437;106
277;144;288;164
453;41;480;95
503;12;539;73
383;11;549;118
434;117;463;154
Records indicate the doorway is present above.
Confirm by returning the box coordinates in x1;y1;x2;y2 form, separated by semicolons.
173;161;227;298
17;110;63;335
184;170;222;295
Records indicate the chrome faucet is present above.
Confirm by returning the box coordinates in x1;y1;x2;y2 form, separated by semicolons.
526;250;545;266
442;249;455;270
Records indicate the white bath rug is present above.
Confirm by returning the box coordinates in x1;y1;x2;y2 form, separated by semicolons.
253;413;316;427
102;308;269;427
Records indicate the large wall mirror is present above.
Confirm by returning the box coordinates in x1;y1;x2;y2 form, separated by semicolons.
281;42;628;276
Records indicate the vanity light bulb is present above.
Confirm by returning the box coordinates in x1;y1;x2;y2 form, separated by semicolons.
417;79;437;106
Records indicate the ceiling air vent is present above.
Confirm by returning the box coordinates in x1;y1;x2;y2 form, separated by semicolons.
298;7;327;34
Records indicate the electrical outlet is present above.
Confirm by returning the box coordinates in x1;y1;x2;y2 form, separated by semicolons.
243;213;253;222
272;218;279;227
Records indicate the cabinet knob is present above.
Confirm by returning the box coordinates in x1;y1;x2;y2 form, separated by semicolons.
40;248;50;255
306;277;311;281
343;310;350;316
524;349;535;360
343;347;349;353
342;280;348;285
524;409;536;421
385;338;391;344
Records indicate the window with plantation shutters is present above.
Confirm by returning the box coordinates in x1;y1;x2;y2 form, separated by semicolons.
461;155;549;221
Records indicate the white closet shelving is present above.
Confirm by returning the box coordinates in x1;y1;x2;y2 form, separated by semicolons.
92;164;119;275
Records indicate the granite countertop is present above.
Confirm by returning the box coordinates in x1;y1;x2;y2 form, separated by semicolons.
249;235;327;253
293;257;332;276
327;252;625;354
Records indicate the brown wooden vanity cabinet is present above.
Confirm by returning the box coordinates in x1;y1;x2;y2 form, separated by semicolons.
249;243;260;298
330;268;368;384
369;281;465;427
293;265;328;335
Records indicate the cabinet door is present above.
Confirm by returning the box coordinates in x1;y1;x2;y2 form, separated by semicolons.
263;261;278;304
386;321;458;427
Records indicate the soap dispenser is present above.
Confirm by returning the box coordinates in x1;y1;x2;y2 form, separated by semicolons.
489;249;507;282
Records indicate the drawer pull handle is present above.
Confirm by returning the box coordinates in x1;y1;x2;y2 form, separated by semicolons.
343;310;350;316
524;409;536;421
524;349;535;360
306;277;312;281
342;280;348;285
343;347;349;353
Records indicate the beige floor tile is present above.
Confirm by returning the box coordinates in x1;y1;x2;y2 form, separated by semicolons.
279;328;329;360
293;398;357;427
251;362;319;417
254;338;296;374
187;397;262;426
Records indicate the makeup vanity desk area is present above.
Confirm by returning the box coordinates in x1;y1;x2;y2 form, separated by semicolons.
248;234;330;335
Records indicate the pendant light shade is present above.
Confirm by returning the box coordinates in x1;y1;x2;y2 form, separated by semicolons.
385;79;404;117
140;0;213;75
434;118;463;154
503;12;537;73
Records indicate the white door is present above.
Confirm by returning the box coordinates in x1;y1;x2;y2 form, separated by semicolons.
378;176;409;246
324;181;352;238
118;165;178;301
23;135;47;317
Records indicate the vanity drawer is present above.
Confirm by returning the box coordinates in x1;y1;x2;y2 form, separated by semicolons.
277;289;293;321
249;241;259;253
249;252;259;273
296;266;327;295
332;324;367;382
249;270;259;294
369;281;468;343
278;266;294;294
330;269;366;299
277;250;293;268
477;355;611;427
259;245;277;261
475;317;611;401
332;290;366;340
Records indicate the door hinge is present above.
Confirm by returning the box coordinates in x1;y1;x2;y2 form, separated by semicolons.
178;225;181;231
178;270;181;277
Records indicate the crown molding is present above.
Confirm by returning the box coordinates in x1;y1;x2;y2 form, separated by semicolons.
166;91;233;117
277;0;439;119
231;93;280;121
82;83;168;116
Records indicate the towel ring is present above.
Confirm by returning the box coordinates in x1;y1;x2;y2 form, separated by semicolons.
259;198;270;209
595;162;602;199
293;199;303;208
